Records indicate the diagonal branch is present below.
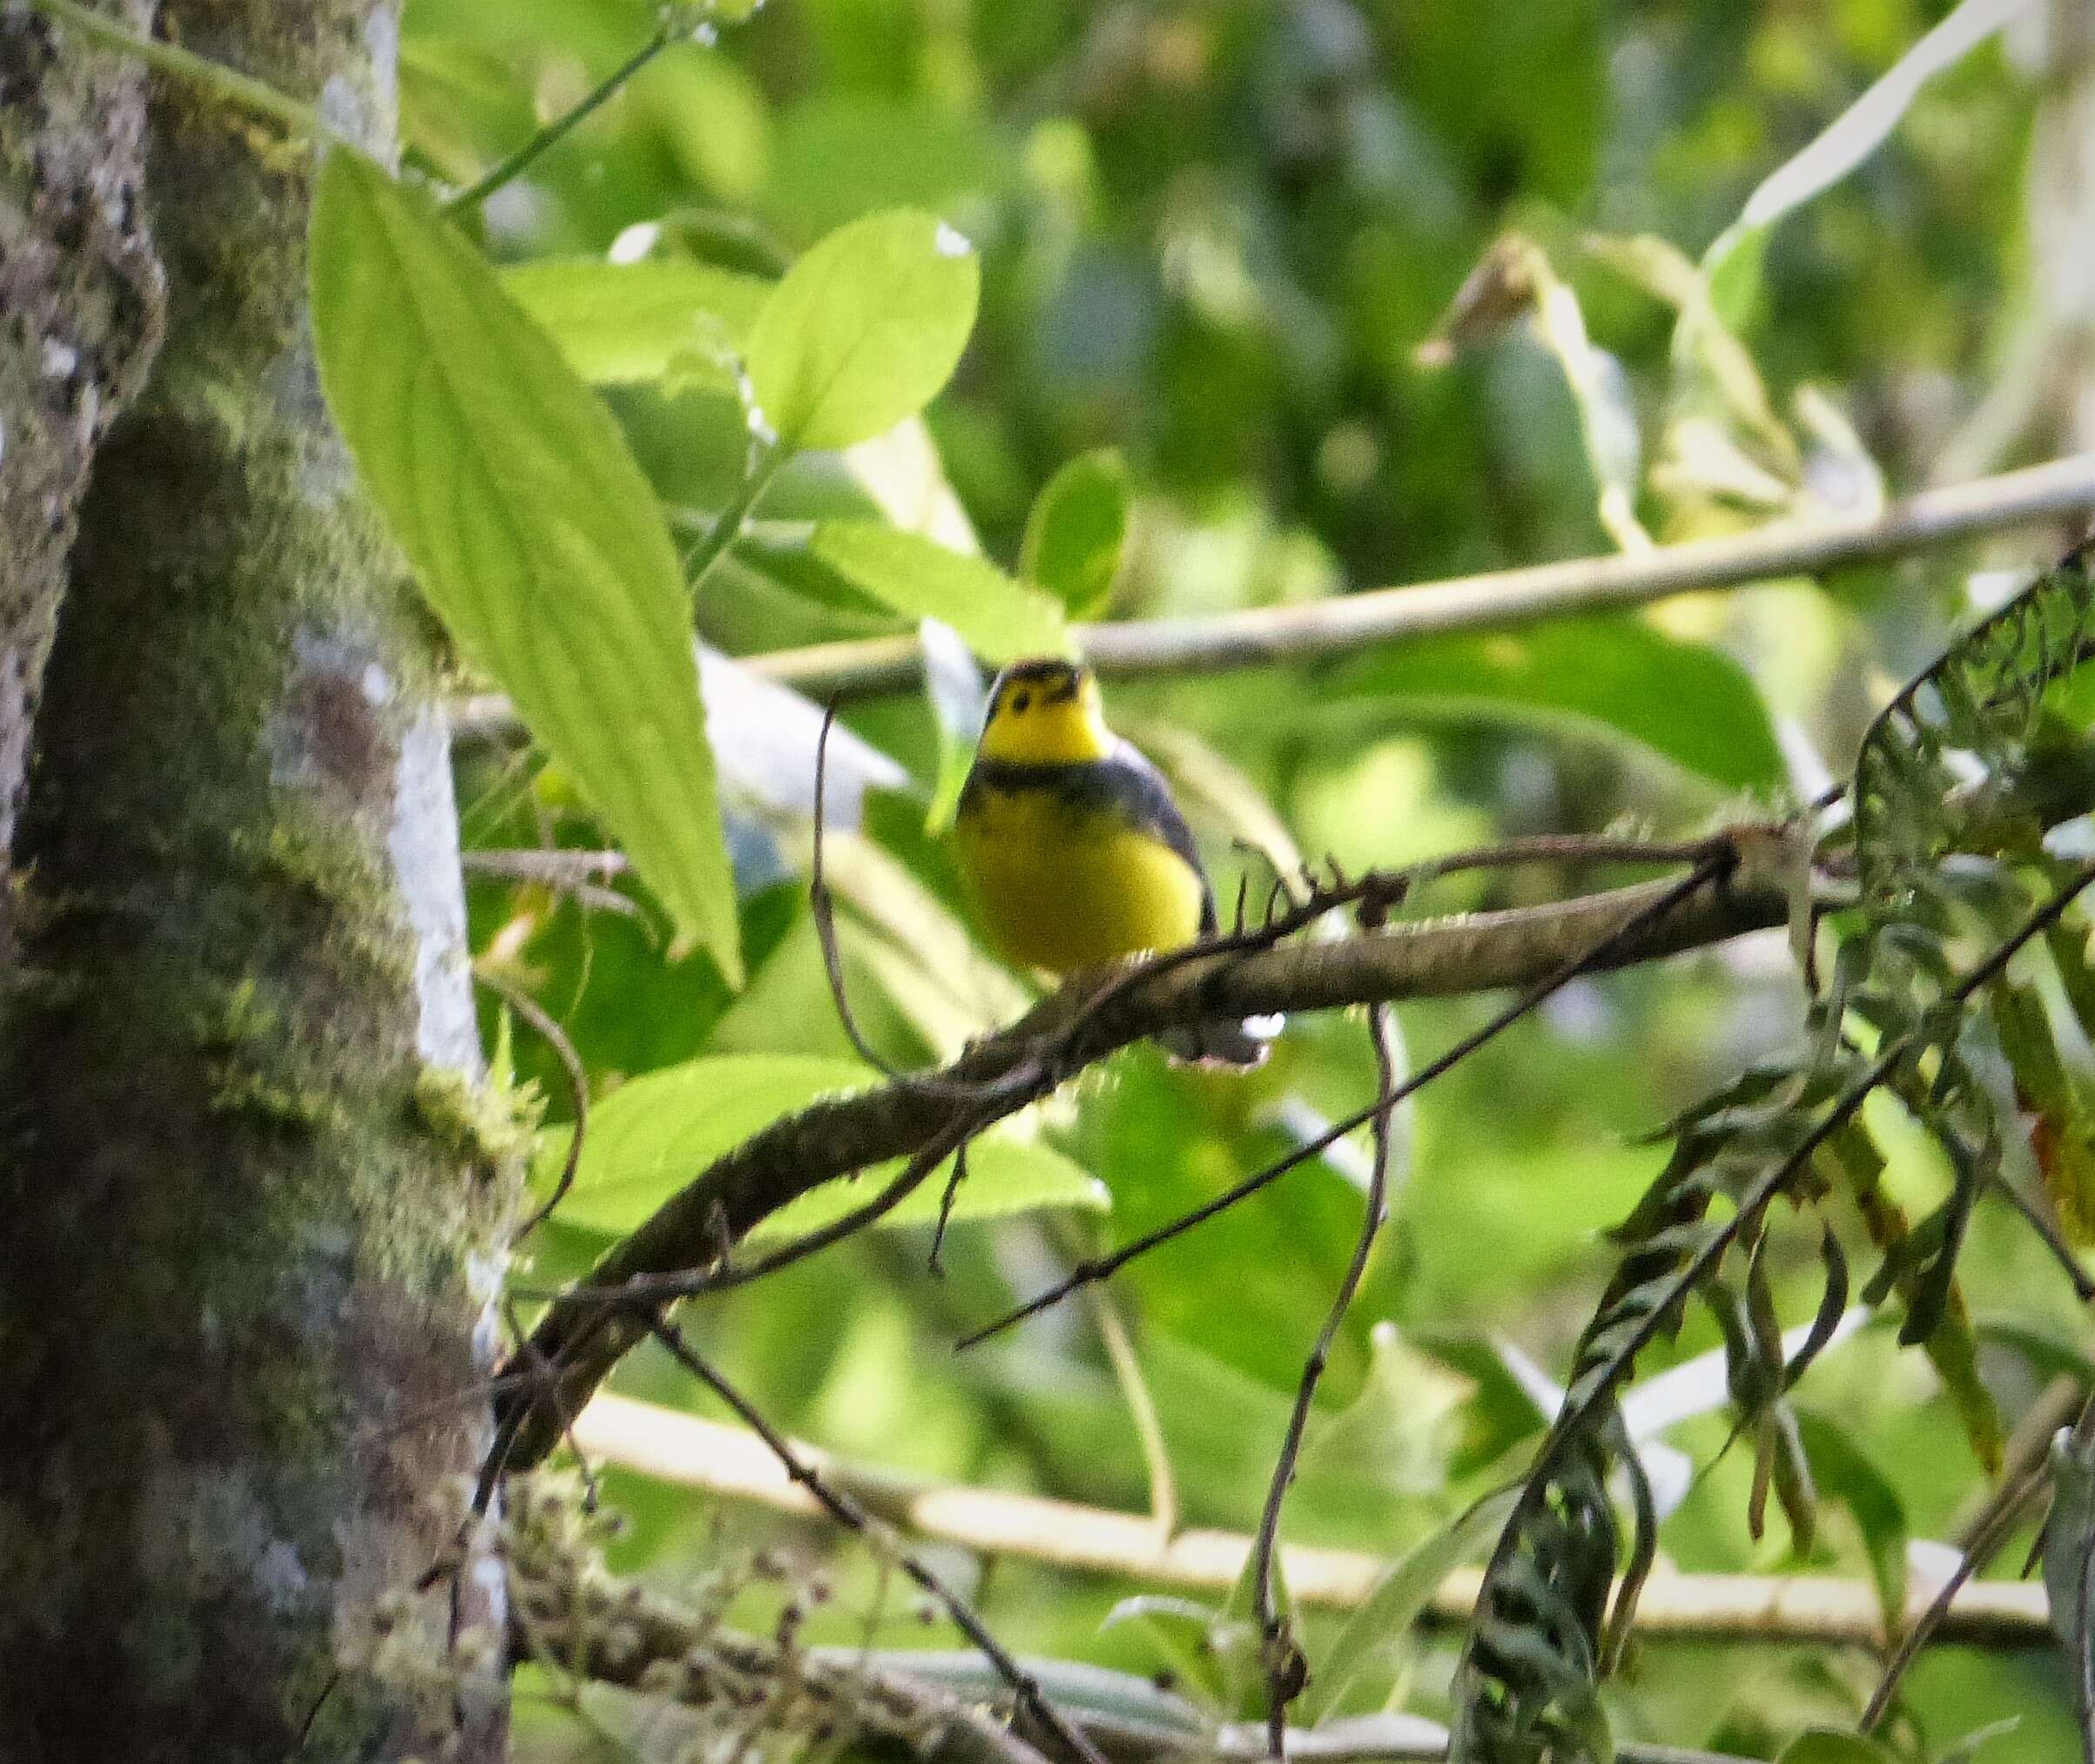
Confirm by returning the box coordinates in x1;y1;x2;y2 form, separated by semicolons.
744;456;2095;698
492;831;1796;1470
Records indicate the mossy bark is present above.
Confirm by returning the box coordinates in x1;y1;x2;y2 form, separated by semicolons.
0;3;509;1759
0;0;163;871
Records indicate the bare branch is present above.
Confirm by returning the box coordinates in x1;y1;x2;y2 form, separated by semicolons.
744;457;2095;698
491;833;1795;1469
644;1316;1114;1764
566;1392;2054;1649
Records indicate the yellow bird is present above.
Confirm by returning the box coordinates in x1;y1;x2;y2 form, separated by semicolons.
953;657;1270;1065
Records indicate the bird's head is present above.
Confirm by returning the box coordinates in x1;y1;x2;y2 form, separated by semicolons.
978;657;1111;764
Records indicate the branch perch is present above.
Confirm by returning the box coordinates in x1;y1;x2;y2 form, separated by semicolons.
495;834;1795;1469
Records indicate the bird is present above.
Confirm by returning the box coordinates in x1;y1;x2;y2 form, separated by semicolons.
951;656;1272;1066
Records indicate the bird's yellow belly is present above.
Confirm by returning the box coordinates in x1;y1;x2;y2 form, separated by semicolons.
953;786;1208;976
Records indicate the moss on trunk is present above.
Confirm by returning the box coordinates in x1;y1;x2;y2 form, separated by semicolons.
0;3;509;1757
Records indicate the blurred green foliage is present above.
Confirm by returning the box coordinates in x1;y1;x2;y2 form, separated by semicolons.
387;0;2095;1756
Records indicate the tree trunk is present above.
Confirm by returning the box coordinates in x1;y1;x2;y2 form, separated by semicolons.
0;3;509;1759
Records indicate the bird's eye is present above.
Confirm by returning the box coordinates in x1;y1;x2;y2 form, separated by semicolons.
1010;690;1032;714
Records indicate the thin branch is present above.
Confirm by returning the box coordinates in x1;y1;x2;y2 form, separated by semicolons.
442;24;677;215
514;1556;1762;1764
644;1316;1114;1764
492;838;1792;1470
740;456;2095;698
472;964;589;1245
1253;994;1400;1758
1467;857;2095;1713
959;855;1735;1350
565;1392;2053;1648
1861;1459;2051;1731
19;0;322;134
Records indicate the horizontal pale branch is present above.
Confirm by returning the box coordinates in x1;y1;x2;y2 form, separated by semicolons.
574;1393;2051;1652
751;455;2095;698
523;1549;1758;1764
494;842;1792;1468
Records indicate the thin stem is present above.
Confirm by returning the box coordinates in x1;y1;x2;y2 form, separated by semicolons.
958;856;1734;1350
686;444;785;589
1252;997;1401;1759
21;0;321;134
443;24;675;215
1861;1459;2050;1731
645;1316;1115;1764
473;964;589;1245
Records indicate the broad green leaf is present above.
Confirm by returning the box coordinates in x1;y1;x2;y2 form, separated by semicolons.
309;151;741;980
744;208;980;451
1701;0;2024;326
1793;1411;1907;1637
1304;1485;1519;1723
1775;1734;1896;1764
534;1054;874;1235
799;522;1068;662
502;258;771;390
751;1132;1108;1240
1021;448;1132;619
1334;616;1784;791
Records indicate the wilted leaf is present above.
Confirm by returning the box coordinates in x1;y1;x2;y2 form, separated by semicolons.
744;208;980;450
309;151;741;979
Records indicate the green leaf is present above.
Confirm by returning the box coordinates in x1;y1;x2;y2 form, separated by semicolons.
1304;1485;1520;1723
1333;616;1785;791
1021;448;1132;619
1701;0;2024;327
1793;1411;1907;1637
744;208;980;451
751;1132;1109;1240
501;258;771;390
797;522;1068;662
534;1054;874;1235
309;151;741;980
1098;1596;1237;1711
1775;1734;1896;1764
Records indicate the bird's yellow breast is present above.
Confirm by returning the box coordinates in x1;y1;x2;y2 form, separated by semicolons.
953;780;1208;976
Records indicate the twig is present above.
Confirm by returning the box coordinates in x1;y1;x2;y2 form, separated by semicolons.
442;24;677;215
472;964;589;1245
492;838;1790;1471
19;0;322;134
740;457;2095;699
1071;1252;1180;1542
958;856;1735;1350
1252;995;1401;1758
1861;1459;2051;1732
811;703;983;1099
1468;857;2095;1718
644;1316;1115;1764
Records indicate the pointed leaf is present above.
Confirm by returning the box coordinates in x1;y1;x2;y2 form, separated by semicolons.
309;151;740;977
